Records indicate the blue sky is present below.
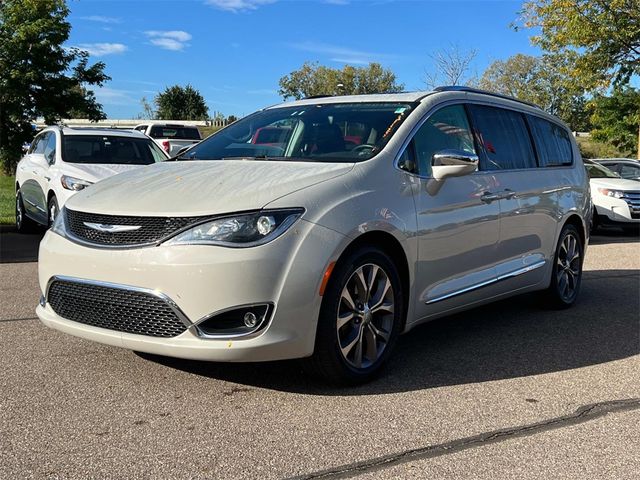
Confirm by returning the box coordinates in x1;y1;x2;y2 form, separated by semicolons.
67;0;541;119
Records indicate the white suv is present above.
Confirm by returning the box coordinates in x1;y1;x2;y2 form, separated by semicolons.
15;127;168;231
37;87;591;383
585;159;640;232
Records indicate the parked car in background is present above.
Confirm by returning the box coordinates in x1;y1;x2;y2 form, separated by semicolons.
593;158;640;181
134;123;202;156
37;87;590;384
584;159;640;232
15;127;168;232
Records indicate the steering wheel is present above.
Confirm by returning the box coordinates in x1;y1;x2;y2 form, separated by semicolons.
351;144;376;153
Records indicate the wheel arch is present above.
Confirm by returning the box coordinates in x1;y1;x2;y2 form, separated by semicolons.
330;230;411;331
563;213;587;248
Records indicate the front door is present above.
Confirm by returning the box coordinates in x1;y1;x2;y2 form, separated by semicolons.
407;104;502;322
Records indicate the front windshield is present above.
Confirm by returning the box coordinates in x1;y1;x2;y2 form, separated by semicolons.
63;135;167;165
180;102;416;163
585;161;621;179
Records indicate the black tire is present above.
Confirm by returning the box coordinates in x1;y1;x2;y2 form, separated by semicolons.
47;195;59;228
305;246;405;385
589;209;598;234
545;224;584;309
15;189;37;233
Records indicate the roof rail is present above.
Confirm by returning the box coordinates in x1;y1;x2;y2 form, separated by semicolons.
303;94;333;100
433;86;542;110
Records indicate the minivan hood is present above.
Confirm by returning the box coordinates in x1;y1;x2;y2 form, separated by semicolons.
589;177;640;191
65;160;354;216
62;163;144;184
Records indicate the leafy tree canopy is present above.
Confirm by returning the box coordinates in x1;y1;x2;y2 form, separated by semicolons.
0;0;109;174
478;53;590;131
278;62;404;100
154;85;209;121
590;86;640;157
516;0;640;87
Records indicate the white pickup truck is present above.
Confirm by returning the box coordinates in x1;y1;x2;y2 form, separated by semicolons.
134;123;202;157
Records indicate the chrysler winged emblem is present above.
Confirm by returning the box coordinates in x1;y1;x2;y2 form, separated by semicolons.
83;222;142;233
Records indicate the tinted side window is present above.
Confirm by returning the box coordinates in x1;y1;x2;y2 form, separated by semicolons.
412;105;476;176
467;105;536;170
528;115;573;167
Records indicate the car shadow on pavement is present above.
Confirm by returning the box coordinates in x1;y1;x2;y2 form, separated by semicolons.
590;228;640;245
0;225;44;263
139;268;640;395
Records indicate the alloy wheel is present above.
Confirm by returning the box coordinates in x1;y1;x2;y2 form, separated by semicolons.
556;232;581;302
337;263;394;369
49;201;57;226
16;194;23;229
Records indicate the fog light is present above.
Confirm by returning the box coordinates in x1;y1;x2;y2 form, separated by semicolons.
243;311;258;328
196;303;273;337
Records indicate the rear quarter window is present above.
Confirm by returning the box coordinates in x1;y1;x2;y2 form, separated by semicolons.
528;115;573;167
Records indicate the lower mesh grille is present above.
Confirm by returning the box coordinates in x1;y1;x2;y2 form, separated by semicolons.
47;280;188;338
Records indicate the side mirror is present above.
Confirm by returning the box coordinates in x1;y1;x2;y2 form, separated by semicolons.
430;149;478;181
22;143;30;154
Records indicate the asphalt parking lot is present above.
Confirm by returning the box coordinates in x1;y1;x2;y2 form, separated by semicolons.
1;228;638;479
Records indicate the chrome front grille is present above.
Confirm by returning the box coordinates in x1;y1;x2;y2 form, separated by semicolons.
47;279;189;338
65;209;207;247
621;191;640;218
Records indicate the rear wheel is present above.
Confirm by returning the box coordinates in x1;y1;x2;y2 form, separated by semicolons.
306;247;404;384
545;224;583;308
15;190;37;233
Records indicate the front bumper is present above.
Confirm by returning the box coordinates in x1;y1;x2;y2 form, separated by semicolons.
594;195;640;224
36;219;347;362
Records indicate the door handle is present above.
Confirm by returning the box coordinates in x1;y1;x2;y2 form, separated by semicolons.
481;191;502;203
32;170;38;175
44;176;51;181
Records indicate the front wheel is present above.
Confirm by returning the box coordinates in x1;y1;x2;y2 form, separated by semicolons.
15;190;37;233
306;247;404;384
47;195;59;228
545;224;584;308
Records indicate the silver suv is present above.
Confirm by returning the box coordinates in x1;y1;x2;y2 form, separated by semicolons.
37;87;591;383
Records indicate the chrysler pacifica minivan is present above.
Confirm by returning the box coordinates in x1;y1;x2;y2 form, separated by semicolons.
37;87;591;383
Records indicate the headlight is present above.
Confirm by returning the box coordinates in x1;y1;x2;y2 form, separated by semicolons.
597;188;624;199
61;175;93;191
51;207;67;237
163;208;304;247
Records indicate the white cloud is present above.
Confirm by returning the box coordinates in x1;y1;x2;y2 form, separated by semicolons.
145;30;192;42
93;87;137;106
204;0;275;12
79;15;122;24
76;43;128;56
145;31;192;50
288;41;397;65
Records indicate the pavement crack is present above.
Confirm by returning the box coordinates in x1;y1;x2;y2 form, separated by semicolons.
0;316;38;323
290;398;640;480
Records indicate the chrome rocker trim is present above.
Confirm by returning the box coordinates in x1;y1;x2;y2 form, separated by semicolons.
426;260;546;304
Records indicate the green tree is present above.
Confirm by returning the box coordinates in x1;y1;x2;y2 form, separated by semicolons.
478;53;590;131
516;0;640;87
590;86;640;158
278;62;404;100
154;85;209;120
0;0;110;174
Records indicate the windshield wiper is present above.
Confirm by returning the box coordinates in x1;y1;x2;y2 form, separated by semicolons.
221;155;290;161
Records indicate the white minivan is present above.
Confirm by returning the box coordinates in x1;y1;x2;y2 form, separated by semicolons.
37;87;591;383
